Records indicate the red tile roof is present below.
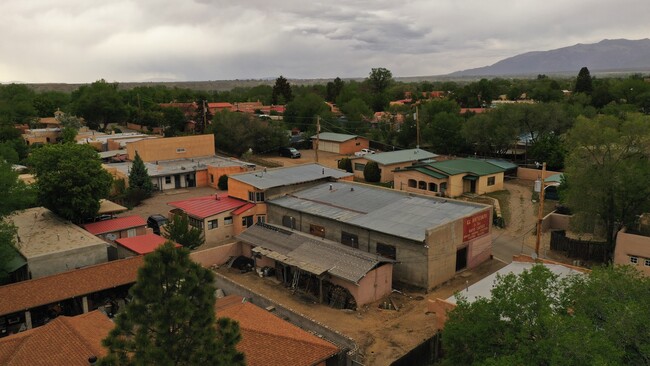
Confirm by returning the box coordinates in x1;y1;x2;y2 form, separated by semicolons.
115;234;180;255
0;256;143;316
0;311;113;366
216;296;339;366
83;215;146;235
168;195;248;219
208;102;234;109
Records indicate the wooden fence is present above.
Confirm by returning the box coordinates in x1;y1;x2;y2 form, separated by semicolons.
550;230;608;263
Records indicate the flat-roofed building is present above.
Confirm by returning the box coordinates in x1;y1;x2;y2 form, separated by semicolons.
267;181;492;291
352;148;438;183
7;207;109;279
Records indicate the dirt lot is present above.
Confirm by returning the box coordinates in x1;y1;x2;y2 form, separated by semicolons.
216;258;506;365
258;149;348;170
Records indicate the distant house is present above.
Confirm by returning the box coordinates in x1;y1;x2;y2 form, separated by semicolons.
168;195;251;244
237;223;395;308
352;148;438;183
7;207;108;279
394;158;508;197
159;102;198;118
216;295;340;366
0;311;113;365
311;132;369;155
614;217;650;277
83;215;148;243
114;233;180;258
208;102;235;114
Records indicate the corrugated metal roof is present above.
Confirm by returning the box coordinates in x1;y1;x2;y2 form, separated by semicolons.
229;163;352;190
365;149;438;166
545;173;564;184
83;215;146;235
427;158;505;176
484;159;518;171
310;132;358;142
269;182;488;241
238;223;392;283
167;195;248;219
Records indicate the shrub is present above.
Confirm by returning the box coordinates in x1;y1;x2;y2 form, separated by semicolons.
363;161;381;182
218;174;228;191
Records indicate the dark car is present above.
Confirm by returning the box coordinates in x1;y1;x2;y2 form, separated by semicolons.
279;147;301;158
147;214;168;235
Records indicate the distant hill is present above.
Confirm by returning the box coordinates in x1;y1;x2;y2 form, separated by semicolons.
449;38;650;77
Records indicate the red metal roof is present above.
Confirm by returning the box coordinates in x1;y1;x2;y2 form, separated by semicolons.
232;202;255;216
83;215;146;235
115;234;180;255
167;195;248;219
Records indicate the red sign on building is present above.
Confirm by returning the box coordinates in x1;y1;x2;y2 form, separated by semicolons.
463;210;490;241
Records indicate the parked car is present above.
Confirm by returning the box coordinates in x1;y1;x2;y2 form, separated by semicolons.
354;148;375;157
147;214;168;235
279;146;301;158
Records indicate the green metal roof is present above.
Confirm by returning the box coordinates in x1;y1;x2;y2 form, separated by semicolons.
427;158;506;176
545;173;564;184
484;159;518;171
3;248;26;273
412;167;447;179
365;148;438;166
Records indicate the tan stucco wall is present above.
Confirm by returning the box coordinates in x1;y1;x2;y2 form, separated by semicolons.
28;243;108;279
126;135;215;162
227;179;256;202
475;173;504;194
352;159;418;183
516;167;562;181
201;211;240;244
394;171;504;197
207;166;249;189
189;242;243;267
313;136;369;155
615;229;650;276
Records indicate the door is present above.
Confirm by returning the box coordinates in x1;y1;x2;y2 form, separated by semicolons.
456;246;468;271
174;175;181;188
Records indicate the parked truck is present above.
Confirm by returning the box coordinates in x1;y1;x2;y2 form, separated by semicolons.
354;148;375;157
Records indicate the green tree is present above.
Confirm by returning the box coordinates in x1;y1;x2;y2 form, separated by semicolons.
363;161;381;182
338;157;353;173
161;107;187;136
528;133;566;170
163;213;204;249
128;151;154;198
575;66;593;94
0;220;19;283
271;75;293;105
562;113;650;252
367;68;393;94
441;264;647;366
217;174;228;191
0;84;37;124
339;98;372;124
209;110;288;156
60;127;78;144
326;77;345;102
100;242;244;366
30;144;112;223
421;112;466;155
0;161;36;217
72;79;127;130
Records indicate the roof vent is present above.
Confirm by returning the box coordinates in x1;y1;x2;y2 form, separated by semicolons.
350;187;354;192
88;356;98;365
329;184;333;191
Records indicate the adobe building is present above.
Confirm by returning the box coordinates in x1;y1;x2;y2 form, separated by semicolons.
7;207;109;279
126;134;215;162
266;181;493;291
352;148;438;183
311;132;369;155
394;158;509;198
237;223;395;308
614;217;650;276
83;215;148;243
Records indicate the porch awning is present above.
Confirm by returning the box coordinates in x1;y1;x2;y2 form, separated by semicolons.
252;246;329;276
463;175;478;181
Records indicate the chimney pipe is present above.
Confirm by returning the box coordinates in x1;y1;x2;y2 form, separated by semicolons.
329;184;333;191
88;356;98;365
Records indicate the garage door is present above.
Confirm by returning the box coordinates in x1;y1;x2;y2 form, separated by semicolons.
319;141;339;153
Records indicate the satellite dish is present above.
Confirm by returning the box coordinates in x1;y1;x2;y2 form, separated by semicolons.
106;233;117;241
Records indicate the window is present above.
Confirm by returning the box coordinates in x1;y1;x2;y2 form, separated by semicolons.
418;181;426;190
354;163;366;171
188;217;203;229
408;179;416;188
248;191;265;202
242;215;253;228
208;219;218;230
341;231;359;248
428;182;438;192
630;256;638;265
127;228;136;237
224;217;233;225
310;224;325;238
176;148;186;153
257;215;266;223
165;176;171;184
282;215;296;229
645;258;650;267
487;176;496;186
210;174;214;183
377;243;396;260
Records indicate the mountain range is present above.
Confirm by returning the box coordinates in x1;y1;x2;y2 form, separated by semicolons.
448;38;650;77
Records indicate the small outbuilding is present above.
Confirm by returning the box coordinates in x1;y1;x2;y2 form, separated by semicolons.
311;132;369;155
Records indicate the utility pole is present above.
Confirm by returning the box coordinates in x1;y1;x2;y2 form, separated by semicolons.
201;100;207;134
535;162;547;258
415;105;420;149
315;115;320;163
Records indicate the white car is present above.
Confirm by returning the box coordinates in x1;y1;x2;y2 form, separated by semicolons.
354;148;375;157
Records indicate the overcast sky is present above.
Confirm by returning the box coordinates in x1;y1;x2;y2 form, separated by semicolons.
1;0;648;83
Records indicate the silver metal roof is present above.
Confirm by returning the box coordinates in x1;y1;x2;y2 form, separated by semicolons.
237;223;392;283
365;148;438;166
447;261;584;304
269;182;488;241
105;155;252;177
229;163;352;190
310;132;358;142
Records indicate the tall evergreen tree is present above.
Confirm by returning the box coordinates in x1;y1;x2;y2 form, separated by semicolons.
271;75;293;105
100;242;244;366
163;213;204;249
575;67;593;94
128;151;153;197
